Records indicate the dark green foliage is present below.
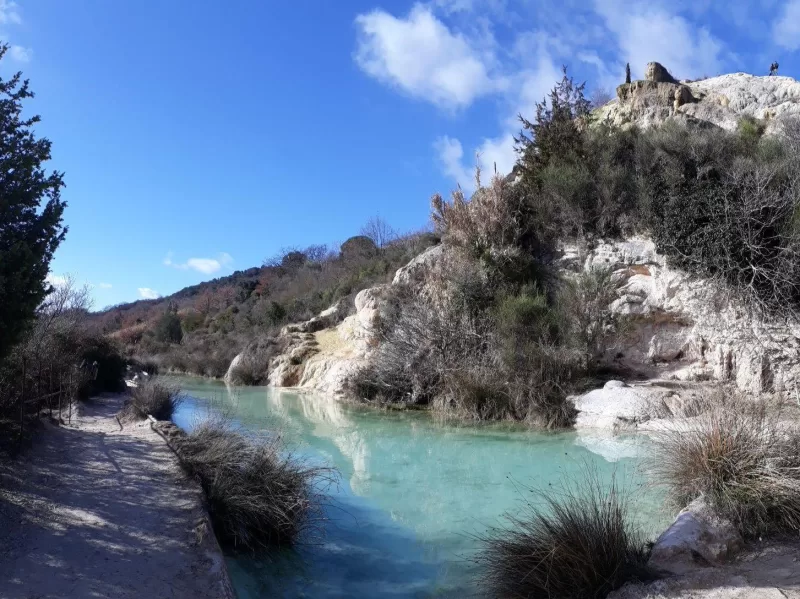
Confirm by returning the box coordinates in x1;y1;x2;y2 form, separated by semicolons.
517;66;591;176
340;235;378;260
638;122;800;314
154;303;183;344
77;335;127;398
625;62;631;84
0;45;67;362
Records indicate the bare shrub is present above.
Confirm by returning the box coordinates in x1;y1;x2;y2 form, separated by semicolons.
171;416;334;551
650;391;800;538
120;378;183;421
360;215;397;248
475;467;651;598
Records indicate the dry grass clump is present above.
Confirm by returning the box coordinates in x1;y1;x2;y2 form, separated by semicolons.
475;470;651;598
173;416;333;551
120;378;183;421
650;391;800;538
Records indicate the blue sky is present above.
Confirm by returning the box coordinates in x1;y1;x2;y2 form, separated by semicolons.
5;0;800;308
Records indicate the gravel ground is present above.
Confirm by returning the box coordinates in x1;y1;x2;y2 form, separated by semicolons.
0;394;234;599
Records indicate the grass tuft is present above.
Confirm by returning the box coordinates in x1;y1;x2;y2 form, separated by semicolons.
171;416;334;551
120;378;183;421
650;391;800;538
475;468;651;599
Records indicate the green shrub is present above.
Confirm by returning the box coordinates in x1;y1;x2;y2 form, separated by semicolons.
638;124;800;315
154;305;183;344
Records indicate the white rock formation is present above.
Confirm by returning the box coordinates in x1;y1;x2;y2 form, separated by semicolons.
566;238;800;396
597;71;800;132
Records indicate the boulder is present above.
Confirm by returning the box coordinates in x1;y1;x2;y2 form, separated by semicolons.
649;497;744;575
570;380;675;430
646;61;678;83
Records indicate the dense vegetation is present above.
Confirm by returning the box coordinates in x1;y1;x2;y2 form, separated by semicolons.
0;44;67;364
349;68;800;427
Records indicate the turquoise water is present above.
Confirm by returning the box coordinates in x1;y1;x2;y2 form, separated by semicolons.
172;378;669;599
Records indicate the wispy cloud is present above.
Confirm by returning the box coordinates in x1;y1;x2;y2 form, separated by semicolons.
164;252;234;275
96;282;113;289
138;288;160;300
9;45;30;62
0;0;21;25
354;4;504;110
774;0;800;51
46;274;68;288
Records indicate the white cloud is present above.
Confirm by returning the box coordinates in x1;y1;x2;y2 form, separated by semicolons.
594;0;724;80
0;0;21;25
9;45;30;62
164;252;234;275
138;288;160;300
354;4;502;109
433;136;474;190
97;282;113;289
46;274;67;288
435;39;560;188
774;0;800;50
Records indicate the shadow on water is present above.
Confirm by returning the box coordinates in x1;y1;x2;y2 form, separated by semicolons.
170;377;669;599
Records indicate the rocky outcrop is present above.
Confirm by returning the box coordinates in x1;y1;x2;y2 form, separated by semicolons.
227;245;449;396
645;61;678;84
570;380;677;431
563;238;800;399
599;66;800;132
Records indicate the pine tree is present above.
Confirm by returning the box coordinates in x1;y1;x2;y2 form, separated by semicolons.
516;66;591;176
625;63;631;84
0;44;67;362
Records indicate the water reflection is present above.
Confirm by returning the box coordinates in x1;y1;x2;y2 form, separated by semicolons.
171;378;667;599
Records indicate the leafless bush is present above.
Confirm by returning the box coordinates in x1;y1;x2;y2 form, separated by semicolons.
120;378;183;421
360;215;397;249
591;87;613;108
650;390;800;538
171;416;335;551
432;167;525;258
475;467;651;598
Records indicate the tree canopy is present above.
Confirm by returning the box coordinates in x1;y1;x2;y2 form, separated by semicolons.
0;44;67;362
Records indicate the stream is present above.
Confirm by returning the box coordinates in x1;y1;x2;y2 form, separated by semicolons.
171;377;670;598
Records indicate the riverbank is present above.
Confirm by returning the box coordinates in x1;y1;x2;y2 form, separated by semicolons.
0;393;234;599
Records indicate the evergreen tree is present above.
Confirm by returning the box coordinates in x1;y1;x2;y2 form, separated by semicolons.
0;44;67;362
625;62;631;84
154;302;183;344
516;66;591;177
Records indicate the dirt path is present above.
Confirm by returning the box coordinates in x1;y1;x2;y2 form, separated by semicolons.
0;394;234;599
